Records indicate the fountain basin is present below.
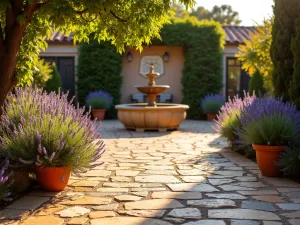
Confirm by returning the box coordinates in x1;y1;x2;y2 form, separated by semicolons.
135;85;170;95
115;103;189;131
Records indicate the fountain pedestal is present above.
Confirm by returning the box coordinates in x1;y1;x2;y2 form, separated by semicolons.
115;66;189;132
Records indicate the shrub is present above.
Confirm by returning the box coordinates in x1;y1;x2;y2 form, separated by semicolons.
31;58;52;88
77;41;122;118
214;92;256;143
278;146;300;176
237;97;300;146
45;64;62;93
0;87;105;173
200;94;225;114
86;90;113;110
0;159;13;201
248;70;266;96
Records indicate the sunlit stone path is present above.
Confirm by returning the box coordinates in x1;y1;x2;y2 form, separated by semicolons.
1;120;300;225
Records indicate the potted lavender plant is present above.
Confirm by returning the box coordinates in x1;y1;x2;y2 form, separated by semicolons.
0;87;105;191
237;97;300;177
86;90;113;120
201;94;225;121
0;159;13;201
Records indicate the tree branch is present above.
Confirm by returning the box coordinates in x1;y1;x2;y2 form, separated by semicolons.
34;0;50;12
75;9;88;15
109;10;127;22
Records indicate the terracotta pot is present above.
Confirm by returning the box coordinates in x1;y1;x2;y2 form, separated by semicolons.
92;109;106;120
207;113;217;121
252;144;284;177
35;166;71;191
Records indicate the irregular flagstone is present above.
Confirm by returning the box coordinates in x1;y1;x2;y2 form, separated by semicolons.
212;171;244;176
182;220;226;225
263;177;300;188
135;175;180;183
124;199;184;210
164;217;185;223
102;182;140;188
90;217;173;225
152;191;202;200
69;180;99;187
177;169;206;175
231;220;260;225
208;179;234;185
167;183;219;192
238;190;279;195
132;191;148;197
114;195;142;201
92;203;119;211
289;219;300;225
118;210;166;218
89;211;115;218
0;209;29;220
205;193;247;200
115;170;140;177
281;211;300;218
180;176;207;183
111;176;131;182
20;215;64;225
235;176;257;182
263;222;283;225
252;195;285;203
236;182;266;188
55;206;90;218
187;199;236;208
80;170;111;177
131;187;166;192
277;188;300;193
241;200;277;212
61;197;111;205
276;203;300;210
36;205;65;216
67;217;89;225
167;208;201;219
142;170;178;175
7;196;49;211
208;209;280;220
96;188;129;193
141;166;174;170
219;185;256;191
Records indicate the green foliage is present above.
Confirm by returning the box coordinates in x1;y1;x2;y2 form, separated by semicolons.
190;5;241;25
278;146;300;176
201;101;223;114
87;98;112;110
248;70;266;96
0;0;194;86
31;58;52;88
219;109;241;143
289;18;300;109
45;64;62;93
0;87;105;172
236;18;274;93
77;41;122;118
271;0;300;100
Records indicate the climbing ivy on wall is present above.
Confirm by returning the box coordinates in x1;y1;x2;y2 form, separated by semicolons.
77;17;224;119
77;41;122;119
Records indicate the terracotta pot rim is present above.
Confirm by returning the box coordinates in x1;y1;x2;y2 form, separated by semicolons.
252;144;285;152
35;166;71;169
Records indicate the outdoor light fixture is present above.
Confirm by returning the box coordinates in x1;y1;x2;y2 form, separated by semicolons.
163;52;169;62
126;52;133;62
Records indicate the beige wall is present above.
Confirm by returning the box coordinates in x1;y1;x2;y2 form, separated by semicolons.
120;45;184;104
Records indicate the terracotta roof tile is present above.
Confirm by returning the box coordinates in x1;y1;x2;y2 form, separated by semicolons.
48;26;257;45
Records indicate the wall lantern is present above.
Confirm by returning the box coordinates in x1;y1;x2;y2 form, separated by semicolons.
163;52;169;62
126;52;133;62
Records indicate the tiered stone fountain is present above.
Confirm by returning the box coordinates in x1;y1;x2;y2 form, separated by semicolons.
115;66;189;132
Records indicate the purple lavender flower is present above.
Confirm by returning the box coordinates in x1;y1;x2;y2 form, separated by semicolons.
200;94;225;114
85;90;113;110
0;159;13;201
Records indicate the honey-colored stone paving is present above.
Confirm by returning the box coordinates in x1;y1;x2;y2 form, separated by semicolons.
1;120;300;225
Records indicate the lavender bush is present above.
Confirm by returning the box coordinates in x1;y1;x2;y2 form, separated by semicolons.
278;146;300;176
201;94;225;114
237;97;300;146
214;92;256;143
0;159;13;201
85;90;113;110
0;87;105;173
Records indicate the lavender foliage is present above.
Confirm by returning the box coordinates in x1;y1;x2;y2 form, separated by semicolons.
0;87;106;173
278;146;300;176
214;92;256;143
0;159;13;201
200;94;225;114
85;90;113;110
237;97;300;146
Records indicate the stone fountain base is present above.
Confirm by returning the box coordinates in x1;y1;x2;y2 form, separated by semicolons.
115;103;189;132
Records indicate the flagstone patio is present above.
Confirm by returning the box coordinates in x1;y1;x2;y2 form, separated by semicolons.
1;120;300;225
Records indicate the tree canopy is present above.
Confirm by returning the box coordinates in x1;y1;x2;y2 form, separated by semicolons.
0;0;194;111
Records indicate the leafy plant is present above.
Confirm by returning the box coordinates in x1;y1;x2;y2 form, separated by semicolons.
86;90;113;110
214;92;256;143
200;94;225;114
278;146;300;176
248;70;266;96
45;64;62;93
237;97;300;146
31;58;52;88
0;87;105;173
0;159;13;202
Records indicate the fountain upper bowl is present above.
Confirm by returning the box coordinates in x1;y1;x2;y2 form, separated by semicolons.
135;85;170;95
